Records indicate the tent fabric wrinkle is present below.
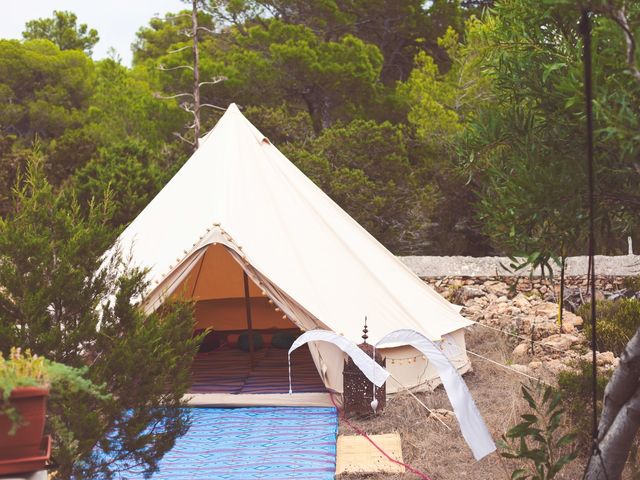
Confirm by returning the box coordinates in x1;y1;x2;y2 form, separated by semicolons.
376;329;496;461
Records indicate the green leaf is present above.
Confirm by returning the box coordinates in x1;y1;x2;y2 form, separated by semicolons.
501;452;520;459
511;468;528;479
548;410;563;431
555;433;576;448
521;385;538;411
546;392;562;414
497;437;509;448
506;423;537;438
549;451;578;477
542;62;566;82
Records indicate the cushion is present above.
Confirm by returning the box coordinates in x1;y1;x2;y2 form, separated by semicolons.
271;331;297;349
237;331;264;352
195;330;225;353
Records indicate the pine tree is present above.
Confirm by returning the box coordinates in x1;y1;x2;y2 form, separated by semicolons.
0;152;200;479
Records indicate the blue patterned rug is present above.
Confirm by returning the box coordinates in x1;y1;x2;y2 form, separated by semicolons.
118;407;338;480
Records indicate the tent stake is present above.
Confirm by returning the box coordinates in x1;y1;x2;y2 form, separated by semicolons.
243;271;255;368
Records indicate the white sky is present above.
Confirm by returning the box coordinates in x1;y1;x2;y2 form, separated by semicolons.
1;0;187;65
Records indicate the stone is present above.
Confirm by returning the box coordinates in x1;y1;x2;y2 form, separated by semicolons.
461;285;485;302
596;351;616;366
563;311;583;328
541;334;581;351
485;282;509;297
513;293;531;310
545;359;571;374
580;352;592;363
533;302;558;320
579;351;617;367
513;343;530;357
533;318;560;337
528;361;542;370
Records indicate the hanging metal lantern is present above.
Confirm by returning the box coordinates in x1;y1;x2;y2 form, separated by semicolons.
343;319;386;416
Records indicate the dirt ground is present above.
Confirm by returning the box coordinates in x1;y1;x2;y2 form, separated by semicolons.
336;326;592;480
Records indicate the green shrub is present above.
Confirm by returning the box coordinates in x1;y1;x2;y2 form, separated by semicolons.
557;360;611;448
498;383;577;479
577;298;640;355
623;276;640;292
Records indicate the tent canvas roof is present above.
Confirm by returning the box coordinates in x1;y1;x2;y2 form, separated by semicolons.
113;103;472;344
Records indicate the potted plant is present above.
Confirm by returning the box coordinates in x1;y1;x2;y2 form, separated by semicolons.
0;347;107;475
0;347;49;464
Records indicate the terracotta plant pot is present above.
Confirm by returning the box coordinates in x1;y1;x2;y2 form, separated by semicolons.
0;435;51;476
0;386;49;461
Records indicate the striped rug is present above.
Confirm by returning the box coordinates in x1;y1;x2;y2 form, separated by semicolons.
119;407;338;480
190;345;326;394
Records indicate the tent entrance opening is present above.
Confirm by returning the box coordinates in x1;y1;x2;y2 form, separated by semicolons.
172;243;326;395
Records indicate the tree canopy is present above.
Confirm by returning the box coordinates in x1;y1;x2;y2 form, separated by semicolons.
1;0;640;476
23;10;100;55
2;0;637;259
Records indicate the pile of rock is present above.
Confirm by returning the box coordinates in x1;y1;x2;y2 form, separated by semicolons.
425;277;622;378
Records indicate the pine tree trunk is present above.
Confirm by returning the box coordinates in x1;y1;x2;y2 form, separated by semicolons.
585;327;640;480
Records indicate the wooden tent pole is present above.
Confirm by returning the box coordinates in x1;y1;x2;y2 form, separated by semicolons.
242;271;255;368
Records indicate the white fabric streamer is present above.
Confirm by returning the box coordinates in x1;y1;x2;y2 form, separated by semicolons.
377;329;496;461
288;330;389;394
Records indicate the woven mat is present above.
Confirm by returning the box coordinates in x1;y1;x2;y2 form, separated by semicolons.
336;433;405;475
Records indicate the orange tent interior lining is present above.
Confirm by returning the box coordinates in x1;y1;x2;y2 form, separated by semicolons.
172;243;296;332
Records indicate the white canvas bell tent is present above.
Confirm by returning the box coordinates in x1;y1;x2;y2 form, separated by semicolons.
111;103;473;401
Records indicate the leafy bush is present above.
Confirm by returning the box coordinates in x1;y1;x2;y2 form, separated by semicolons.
578;299;640;355
557;360;611;448
499;383;577;480
623;276;640;292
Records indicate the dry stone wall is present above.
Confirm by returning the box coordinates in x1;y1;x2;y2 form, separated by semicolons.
398;256;639;380
400;254;640;278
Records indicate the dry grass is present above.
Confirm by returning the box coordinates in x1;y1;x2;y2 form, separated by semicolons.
337;326;587;480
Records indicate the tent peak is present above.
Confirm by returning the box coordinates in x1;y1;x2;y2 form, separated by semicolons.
219;102;270;146
199;102;268;147
226;102;241;113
